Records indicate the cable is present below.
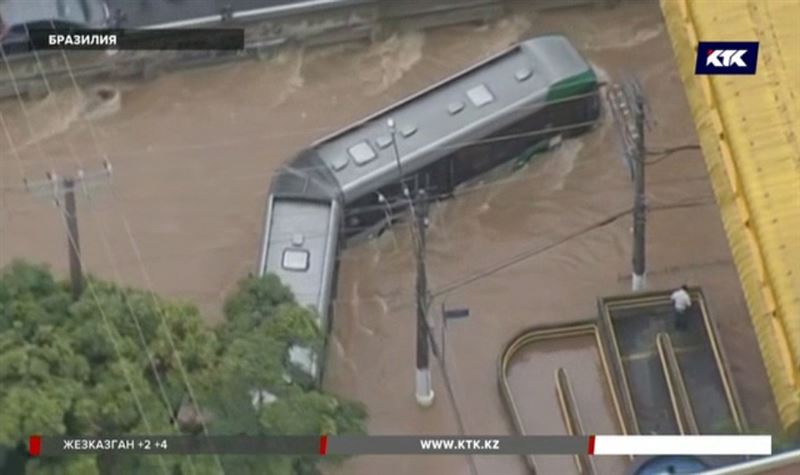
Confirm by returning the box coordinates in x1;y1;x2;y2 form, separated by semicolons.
645;144;701;165
0;112;25;179
426;318;479;475
646;144;701;155
57;205;171;475
3;32;201;475
53;33;223;474
0;113;599;196
430;197;715;298
2;84;602;176
0;47;170;474
387;117;479;475
1;127;714;256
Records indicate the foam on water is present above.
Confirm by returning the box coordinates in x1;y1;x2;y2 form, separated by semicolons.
17;90;84;149
527;139;585;194
357;32;425;95
272;47;306;105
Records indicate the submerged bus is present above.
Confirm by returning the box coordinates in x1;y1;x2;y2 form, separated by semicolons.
259;34;601;381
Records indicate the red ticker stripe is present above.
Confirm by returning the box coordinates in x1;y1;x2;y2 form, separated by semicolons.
319;435;328;455
587;435;596;455
29;435;41;457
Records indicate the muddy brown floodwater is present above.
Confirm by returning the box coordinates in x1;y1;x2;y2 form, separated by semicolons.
0;1;781;475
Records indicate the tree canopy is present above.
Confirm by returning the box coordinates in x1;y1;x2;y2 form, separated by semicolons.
0;260;365;475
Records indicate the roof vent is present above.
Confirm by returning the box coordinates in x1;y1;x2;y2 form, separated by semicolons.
448;101;465;115
466;84;494;107
400;124;417;138
282;248;309;271
291;234;304;246
375;135;393;149
515;68;532;81
348;141;377;166
330;156;348;171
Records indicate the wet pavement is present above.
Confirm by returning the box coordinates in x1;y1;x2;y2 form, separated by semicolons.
0;1;782;474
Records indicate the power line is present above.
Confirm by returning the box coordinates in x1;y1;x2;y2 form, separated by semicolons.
0;87;171;475
1;133;709;271
0;87;603;176
51;34;222;474
0;140;709;275
2;33;207;474
430;197;716;298
388;114;479;474
645;144;701;165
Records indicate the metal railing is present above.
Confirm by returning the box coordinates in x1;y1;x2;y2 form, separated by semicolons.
598;289;746;435
498;321;629;474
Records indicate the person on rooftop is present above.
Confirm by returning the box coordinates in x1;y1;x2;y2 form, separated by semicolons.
670;285;692;331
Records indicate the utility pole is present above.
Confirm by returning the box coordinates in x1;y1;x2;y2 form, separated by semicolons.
413;188;433;407
63;177;83;300
388;118;434;407
24;162;113;301
607;79;648;291
631;91;646;292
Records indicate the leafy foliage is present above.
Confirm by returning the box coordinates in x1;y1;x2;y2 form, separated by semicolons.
0;261;365;475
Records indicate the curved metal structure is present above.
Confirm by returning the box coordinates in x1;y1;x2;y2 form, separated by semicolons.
498;321;629;474
599;290;747;436
498;290;751;474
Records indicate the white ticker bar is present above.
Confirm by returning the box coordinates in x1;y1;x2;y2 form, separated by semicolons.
593;435;772;455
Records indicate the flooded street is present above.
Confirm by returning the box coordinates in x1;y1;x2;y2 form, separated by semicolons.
505;333;628;475
0;1;780;474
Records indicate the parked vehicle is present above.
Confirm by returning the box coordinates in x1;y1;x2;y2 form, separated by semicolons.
0;0;111;55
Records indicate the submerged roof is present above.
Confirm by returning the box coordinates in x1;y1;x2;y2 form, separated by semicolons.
312;34;594;202
661;0;800;431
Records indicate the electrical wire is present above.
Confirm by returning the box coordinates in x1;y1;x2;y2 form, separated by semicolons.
55;44;202;470
645;144;701;165
0;45;172;475
3;31;210;474
430;197;716;298
0;84;602;176
1;28;718;475
52;33;224;474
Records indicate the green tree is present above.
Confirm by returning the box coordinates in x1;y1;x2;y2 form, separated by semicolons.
0;261;365;475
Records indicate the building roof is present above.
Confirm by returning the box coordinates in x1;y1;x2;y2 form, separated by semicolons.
661;0;800;431
312;34;594;203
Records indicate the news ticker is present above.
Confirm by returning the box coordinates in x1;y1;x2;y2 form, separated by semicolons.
29;435;772;457
25;29;244;51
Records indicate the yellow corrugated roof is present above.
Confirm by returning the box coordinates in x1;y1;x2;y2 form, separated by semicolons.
661;0;800;431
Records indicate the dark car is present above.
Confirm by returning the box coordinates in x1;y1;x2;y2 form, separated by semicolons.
0;0;111;55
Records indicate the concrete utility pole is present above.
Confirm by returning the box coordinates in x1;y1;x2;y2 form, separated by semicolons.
388;118;434;407
63;177;83;300
25;162;113;301
631;91;647;292
413;188;433;407
607;79;648;291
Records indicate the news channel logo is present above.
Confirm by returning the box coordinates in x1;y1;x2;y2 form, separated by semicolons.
695;41;759;75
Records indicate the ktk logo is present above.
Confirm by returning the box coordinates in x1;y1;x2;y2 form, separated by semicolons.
706;49;748;67
695;42;759;75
